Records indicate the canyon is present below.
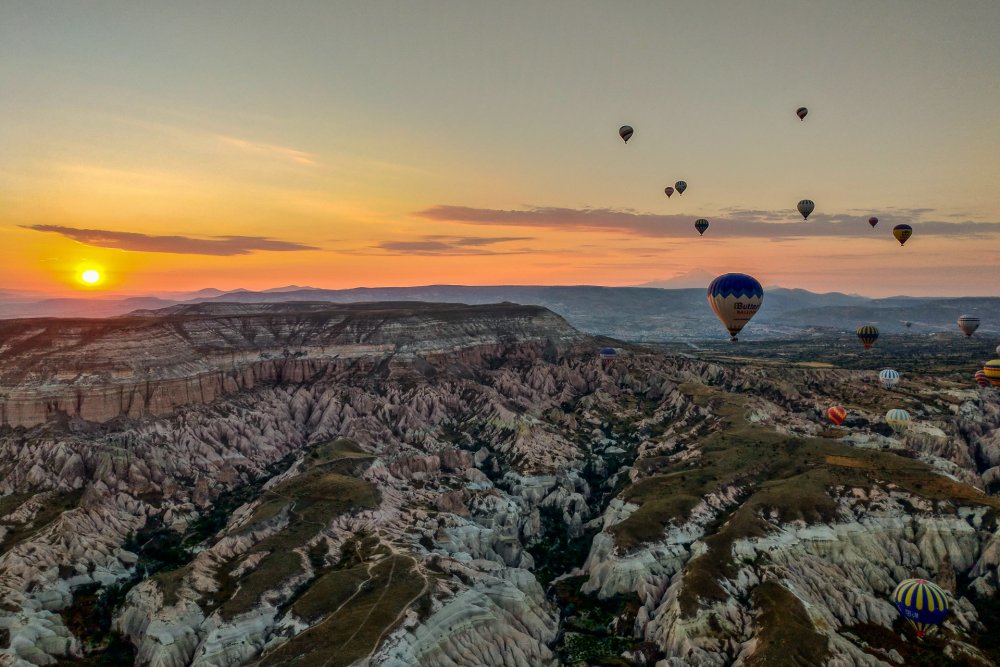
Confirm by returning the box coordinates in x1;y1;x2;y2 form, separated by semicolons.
0;302;996;666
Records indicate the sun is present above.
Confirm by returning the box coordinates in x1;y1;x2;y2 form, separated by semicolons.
81;269;101;285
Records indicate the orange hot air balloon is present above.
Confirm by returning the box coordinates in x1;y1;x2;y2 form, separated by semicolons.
827;406;847;426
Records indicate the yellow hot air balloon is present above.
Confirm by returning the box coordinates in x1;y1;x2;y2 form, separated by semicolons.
984;360;1000;388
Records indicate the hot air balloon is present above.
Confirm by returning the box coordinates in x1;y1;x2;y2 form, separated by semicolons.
869;216;878;228
893;224;912;246
797;199;815;220
904;321;913;328
976;371;991;388
827;406;847;426
984;360;1000;388
675;180;687;195
891;579;950;638
957;316;980;337
879;369;900;390
886;408;911;433
599;347;617;369
664;186;675;198
695;219;710;236
996;345;1000;357
619;125;633;143
856;325;879;350
796;107;808;120
707;273;764;342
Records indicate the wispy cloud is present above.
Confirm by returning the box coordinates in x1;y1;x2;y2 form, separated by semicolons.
24;225;320;256
216;135;318;165
372;235;534;256
418;205;1000;238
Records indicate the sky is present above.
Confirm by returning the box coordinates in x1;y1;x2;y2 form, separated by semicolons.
2;1;999;297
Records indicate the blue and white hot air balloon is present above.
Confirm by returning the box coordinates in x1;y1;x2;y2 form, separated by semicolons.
879;369;900;390
707;273;764;342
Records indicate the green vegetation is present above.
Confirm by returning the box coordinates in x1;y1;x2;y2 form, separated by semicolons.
259;552;425;667
744;582;829;667
210;438;378;619
607;383;1000;618
552;576;644;665
843;621;990;667
0;490;83;554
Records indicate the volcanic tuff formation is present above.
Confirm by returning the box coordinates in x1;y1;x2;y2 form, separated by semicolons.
0;302;997;666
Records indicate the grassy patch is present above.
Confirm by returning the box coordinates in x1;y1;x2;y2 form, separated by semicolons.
610;384;1000;618
258;554;424;667
212;439;378;619
0;490;83;554
744;582;829;667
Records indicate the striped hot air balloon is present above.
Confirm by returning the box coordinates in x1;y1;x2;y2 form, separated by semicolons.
879;369;900;390
619;125;633;143
984;360;1000;388
886;408;911;433
695;219;709;236
707;273;764;342
797;199;815;220
893;224;913;246
856;325;879;350
827;405;847;426
975;371;990;388
891;579;950;638
957;316;980;337
599;347;617;369
796;107;808;120
675;180;687;195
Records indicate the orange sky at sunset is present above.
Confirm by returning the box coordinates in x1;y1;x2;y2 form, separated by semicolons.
2;2;999;298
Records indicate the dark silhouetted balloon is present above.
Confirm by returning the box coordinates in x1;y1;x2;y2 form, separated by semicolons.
797;199;815;220
675;180;687;195
619;125;633;143
796;107;808;120
856;325;879;349
893;224;913;246
664;186;674;198
695;219;709;236
869;216;878;228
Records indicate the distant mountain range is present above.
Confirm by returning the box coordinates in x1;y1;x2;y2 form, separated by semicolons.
0;285;996;341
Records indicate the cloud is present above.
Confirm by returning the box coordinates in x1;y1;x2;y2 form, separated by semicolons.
24;225;320;256
373;235;534;256
216;135;318;165
418;205;1000;239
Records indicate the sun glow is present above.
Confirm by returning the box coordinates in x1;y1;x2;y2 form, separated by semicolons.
80;269;101;285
